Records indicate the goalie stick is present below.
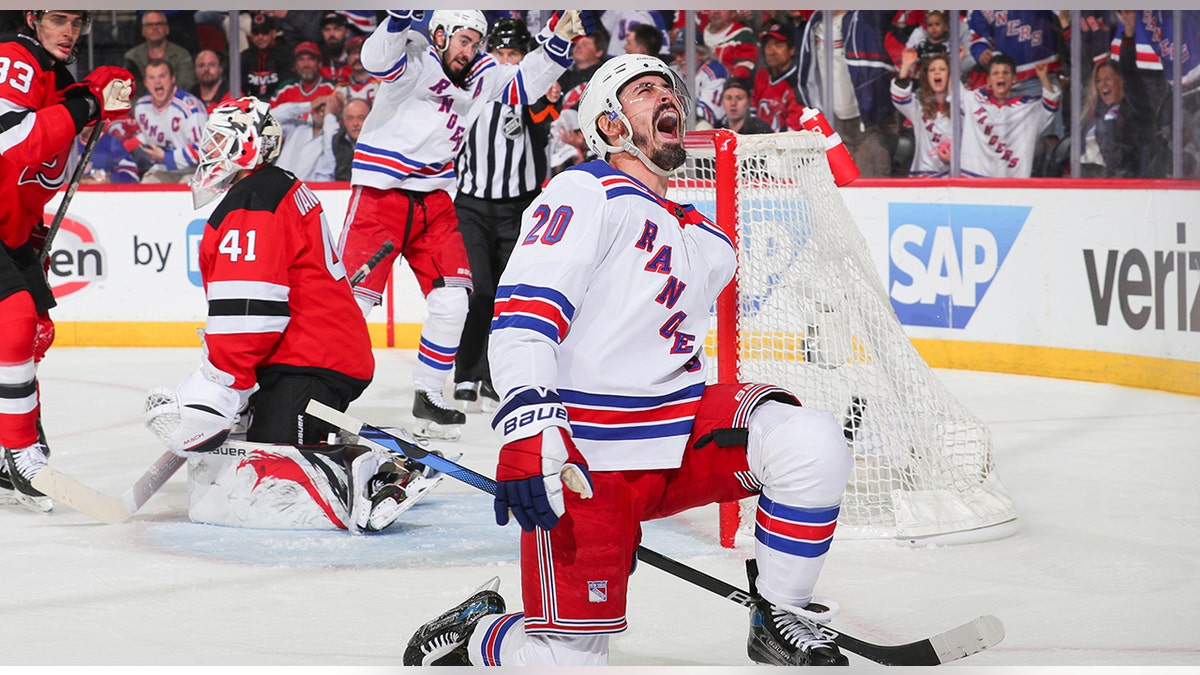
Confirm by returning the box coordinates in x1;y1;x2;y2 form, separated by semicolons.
31;451;185;524
305;400;1006;666
29;238;398;522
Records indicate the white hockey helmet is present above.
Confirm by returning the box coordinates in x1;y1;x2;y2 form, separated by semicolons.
190;96;283;209
577;53;693;175
428;10;487;51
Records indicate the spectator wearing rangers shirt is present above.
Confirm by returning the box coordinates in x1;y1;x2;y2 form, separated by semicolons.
958;54;1060;178
133;58;208;183
752;22;806;131
0;10;134;512
967;10;1063;99
240;12;293;101
335;36;380;103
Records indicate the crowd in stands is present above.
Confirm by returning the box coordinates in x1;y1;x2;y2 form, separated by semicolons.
15;9;1198;183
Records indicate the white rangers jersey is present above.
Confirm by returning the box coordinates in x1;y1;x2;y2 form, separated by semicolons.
134;87;208;172
351;26;571;193
890;80;952;177
489;161;737;471
958;81;1060;178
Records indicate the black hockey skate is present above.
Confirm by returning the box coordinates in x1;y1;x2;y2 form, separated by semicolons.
404;577;506;666
2;443;53;514
478;380;500;412
413;390;465;440
748;598;848;666
453;381;478;403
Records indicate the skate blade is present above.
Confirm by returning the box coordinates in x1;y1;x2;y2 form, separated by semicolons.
365;474;444;530
6;491;53;514
413;419;462;442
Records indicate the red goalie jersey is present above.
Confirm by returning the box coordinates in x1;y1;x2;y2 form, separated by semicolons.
0;33;81;250
199;164;373;391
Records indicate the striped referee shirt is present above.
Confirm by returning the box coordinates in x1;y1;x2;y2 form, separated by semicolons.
456;100;549;201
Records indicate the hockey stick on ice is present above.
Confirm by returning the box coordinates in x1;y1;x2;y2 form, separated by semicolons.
305;400;1006;665
29;237;398;522
39;123;102;266
31;450;185;524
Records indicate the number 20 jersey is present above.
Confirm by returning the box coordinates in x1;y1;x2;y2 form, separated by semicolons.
489;161;737;472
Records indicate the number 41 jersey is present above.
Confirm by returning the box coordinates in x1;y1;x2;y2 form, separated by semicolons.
199;165;373;391
489;161;737;472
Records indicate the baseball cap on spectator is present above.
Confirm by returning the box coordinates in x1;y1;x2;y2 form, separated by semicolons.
321;12;348;28
295;41;321;58
346;36;366;54
759;23;794;47
722;77;753;97
250;12;275;34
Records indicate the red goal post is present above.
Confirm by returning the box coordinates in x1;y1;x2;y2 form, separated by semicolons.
672;130;1019;548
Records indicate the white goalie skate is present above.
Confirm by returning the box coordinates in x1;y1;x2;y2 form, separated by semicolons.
347;443;458;533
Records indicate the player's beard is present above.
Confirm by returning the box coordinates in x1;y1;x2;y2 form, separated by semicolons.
632;114;686;172
442;56;472;89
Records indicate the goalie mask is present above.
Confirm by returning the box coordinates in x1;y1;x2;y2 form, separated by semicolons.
578;53;693;177
189;96;282;209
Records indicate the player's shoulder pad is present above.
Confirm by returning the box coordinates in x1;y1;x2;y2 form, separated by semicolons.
564;159;621;180
208;165;296;229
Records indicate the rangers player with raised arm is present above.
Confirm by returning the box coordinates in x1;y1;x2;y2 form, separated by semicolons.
336;9;595;441
142;98;423;534
0;10;133;512
404;53;854;667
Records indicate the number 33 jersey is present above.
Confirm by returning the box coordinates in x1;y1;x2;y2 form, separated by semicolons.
489;161;737;471
199;165;373;390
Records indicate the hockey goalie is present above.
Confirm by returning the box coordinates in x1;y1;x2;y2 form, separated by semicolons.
142;97;442;532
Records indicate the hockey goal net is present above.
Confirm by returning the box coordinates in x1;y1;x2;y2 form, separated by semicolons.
671;130;1018;547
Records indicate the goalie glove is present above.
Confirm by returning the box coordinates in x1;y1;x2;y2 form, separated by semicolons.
492;387;593;531
144;362;252;457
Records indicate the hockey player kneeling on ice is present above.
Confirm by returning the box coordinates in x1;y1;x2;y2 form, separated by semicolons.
143;96;434;532
404;53;854;667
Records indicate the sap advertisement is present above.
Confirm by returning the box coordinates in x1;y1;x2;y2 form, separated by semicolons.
845;185;1198;365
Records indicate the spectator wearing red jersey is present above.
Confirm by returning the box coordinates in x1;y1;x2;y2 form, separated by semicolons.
271;41;340;182
752;22;806;131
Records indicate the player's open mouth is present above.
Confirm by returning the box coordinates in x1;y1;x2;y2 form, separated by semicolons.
656;109;680;142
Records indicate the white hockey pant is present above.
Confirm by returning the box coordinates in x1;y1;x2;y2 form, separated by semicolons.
468;616;610;666
746;401;854;608
412;286;468;393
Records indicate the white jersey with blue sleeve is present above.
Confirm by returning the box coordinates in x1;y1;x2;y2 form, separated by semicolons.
134;87;207;172
488;161;737;472
351;23;573;193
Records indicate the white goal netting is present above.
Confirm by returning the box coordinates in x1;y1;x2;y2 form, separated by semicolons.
671;131;1017;545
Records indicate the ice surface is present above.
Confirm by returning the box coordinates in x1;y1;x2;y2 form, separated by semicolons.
6;348;1199;666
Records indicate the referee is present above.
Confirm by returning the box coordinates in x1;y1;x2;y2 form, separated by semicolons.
452;17;555;409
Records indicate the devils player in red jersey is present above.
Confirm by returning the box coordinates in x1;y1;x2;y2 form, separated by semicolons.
143;98;430;534
0;10;133;513
144;96;373;453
